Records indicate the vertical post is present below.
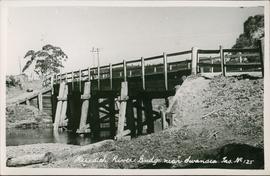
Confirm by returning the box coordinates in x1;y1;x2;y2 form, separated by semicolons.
200;66;204;73
210;56;214;73
169;64;172;71
126;100;136;137
191;47;198;75
136;99;143;135
55;74;58;84
239;52;243;71
59;84;68;128
220;45;225;76
88;67;91;82
160;107;167;130
163;52;168;91
26;99;30;105
79;69;82;92
154;67;157;73
144;98;154;134
51;74;54;95
38;93;43;111
109;63;113;90
117;82;128;136
187;60;191;69
97;65;100;91
141;57;145;90
54;82;65;131
71;71;74;90
123;60;127;82
77;81;91;134
109;96;116;138
259;38;264;77
60;72;62;83
92;97;100;139
65;73;68;83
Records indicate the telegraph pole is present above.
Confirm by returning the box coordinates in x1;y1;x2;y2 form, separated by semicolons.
91;47;100;68
91;47;101;90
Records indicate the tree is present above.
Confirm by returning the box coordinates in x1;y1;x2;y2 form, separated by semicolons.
22;44;68;78
232;15;264;49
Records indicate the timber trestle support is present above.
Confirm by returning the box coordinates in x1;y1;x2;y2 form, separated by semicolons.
52;81;176;140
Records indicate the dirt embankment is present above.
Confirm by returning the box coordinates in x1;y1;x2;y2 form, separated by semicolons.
6;105;52;129
6;75;264;169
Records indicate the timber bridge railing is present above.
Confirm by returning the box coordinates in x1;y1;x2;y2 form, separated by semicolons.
40;43;264;140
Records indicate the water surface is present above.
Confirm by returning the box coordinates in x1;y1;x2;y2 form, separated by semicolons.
6;127;99;146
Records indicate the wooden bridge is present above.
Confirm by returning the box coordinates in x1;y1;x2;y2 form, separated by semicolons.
19;43;264;140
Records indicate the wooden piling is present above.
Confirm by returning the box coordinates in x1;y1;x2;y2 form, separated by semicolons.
109;96;116;138
116;82;129;139
136;98;143;135
126;100;136;137
220;45;225;76
160;107;167;130
54;82;66;131
144;98;154;134
191;47;198;75
59;84;68;128
77;82;91;134
92;97;100;139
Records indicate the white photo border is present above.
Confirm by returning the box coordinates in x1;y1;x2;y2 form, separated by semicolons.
0;0;269;175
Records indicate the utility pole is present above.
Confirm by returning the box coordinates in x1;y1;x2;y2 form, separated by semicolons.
90;47;101;90
90;47;100;68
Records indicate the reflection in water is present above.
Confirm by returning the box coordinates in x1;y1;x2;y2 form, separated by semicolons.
6;128;97;146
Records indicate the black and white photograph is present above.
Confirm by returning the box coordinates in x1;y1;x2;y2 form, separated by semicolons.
0;0;269;175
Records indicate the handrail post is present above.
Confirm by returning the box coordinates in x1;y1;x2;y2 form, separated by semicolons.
71;71;74;90
123;60;127;82
51;74;54;95
191;47;198;75
59;72;62;83
141;57;145;90
210;56;214;73
79;69;82;92
239;52;243;71
65;72;68;83
163;52;168;91
220;45;225;76
88;67;91;82
109;63;113;90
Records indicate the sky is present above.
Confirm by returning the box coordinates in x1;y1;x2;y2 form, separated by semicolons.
6;6;264;75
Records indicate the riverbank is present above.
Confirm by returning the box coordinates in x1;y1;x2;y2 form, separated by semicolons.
6;105;52;129
6;74;264;169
